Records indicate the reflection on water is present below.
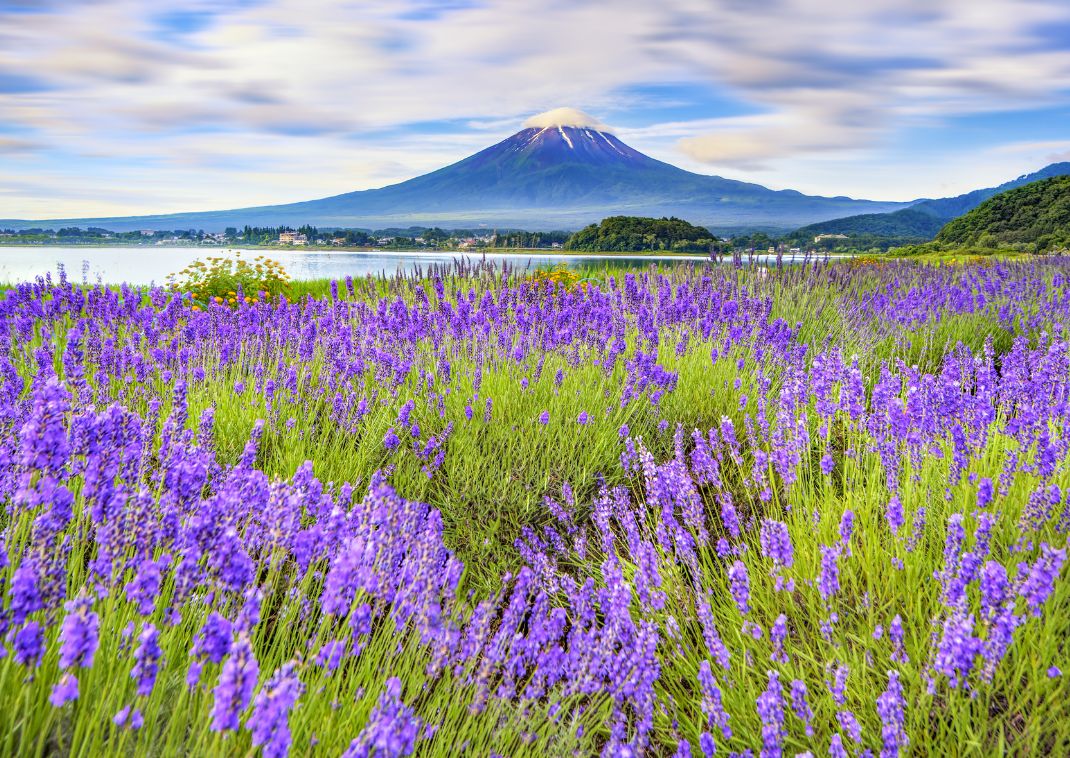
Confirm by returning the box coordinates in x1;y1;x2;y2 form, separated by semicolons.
0;247;813;286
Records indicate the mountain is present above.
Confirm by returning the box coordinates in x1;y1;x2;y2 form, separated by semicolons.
934;175;1070;251
913;162;1070;218
791;208;947;243
785;162;1070;242
0;108;907;232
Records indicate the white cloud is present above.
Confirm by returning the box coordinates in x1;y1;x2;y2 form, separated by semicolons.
1;0;1070;215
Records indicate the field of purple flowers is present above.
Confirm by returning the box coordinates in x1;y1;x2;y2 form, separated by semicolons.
0;257;1068;757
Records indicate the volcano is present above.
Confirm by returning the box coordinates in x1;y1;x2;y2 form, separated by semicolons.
3;108;909;231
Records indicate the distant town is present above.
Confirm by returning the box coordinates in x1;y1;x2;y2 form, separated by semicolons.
0;225;571;251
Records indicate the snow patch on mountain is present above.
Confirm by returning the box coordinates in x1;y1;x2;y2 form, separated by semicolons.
523;107;614;133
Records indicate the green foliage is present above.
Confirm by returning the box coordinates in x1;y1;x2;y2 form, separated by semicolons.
564;216;717;253
167;252;290;306
784;208;947;250
935;175;1070;252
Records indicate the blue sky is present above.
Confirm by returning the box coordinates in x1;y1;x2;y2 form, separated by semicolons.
2;0;1070;218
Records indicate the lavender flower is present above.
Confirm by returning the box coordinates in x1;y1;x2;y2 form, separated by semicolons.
790;679;813;737
58;594;99;670
727;560;751;615
342;678;422;758
756;671;785;757
49;673;79;707
248;662;305;758
13;621;45;667
818;545;840;602
131;624;163;697
876;671;908;757
212;633;260;732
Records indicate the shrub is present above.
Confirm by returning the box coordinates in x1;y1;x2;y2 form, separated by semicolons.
168;252;290;307
527;263;582;290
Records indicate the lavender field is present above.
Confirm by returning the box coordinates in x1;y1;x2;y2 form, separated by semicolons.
1;257;1068;757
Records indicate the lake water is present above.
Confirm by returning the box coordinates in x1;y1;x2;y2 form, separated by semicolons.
0;246;809;285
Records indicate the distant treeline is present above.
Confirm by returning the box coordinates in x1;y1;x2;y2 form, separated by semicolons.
0;225;572;249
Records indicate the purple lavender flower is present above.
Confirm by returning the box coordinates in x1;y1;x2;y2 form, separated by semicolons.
113;705;144;730
697;732;716;756
131;624;163;697
212;633;260;732
876;671;908;757
698;660;732;740
818;544;840;602
934;612;980;688
316;639;347;672
125;555;167;616
889;615;908;664
790;679;813;737
192;612;233;665
976;478;994;509
770;614;789;664
756;670;785;757
829;734;849;758
839;510;855;556
727;560;751;615
886;495;904;536
49;673;79;707
1019;543;1067;617
577;411;589;425
759;520;794;569
58;594;99;670
13;621;45;667
538;410;550;425
342;678;422;758
248;662;305;758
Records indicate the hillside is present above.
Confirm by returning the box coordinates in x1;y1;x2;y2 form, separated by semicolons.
914;162;1070;218
935;175;1070;251
783;162;1070;247
564;216;717;252
788;208;946;249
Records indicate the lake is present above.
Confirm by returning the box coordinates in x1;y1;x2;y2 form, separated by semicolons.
0;246;811;285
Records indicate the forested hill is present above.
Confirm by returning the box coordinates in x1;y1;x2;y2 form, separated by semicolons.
787;208;946;247
935;175;1070;251
563;216;717;252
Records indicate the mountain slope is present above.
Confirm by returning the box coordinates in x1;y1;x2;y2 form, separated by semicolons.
791;208;947;242
935;175;1070;251
913;162;1070;218
782;162;1070;243
0;110;907;232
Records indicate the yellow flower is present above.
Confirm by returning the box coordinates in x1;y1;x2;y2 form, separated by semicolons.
192;305;201;312
214;296;224;304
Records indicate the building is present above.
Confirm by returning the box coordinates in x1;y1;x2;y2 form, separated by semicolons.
814;233;849;243
279;231;308;245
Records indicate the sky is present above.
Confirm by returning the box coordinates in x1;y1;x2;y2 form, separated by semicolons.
2;0;1070;219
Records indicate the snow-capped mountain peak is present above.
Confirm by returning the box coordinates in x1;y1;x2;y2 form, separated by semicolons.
522;107;614;133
